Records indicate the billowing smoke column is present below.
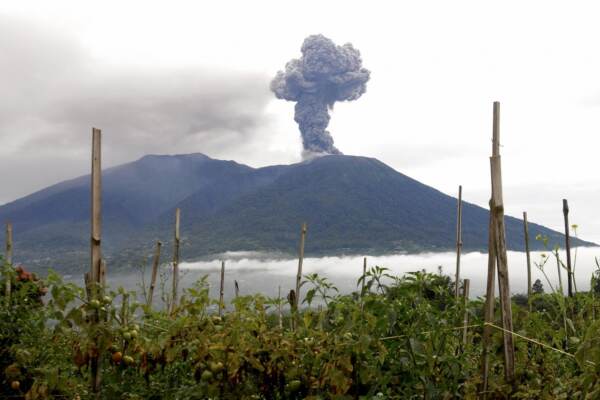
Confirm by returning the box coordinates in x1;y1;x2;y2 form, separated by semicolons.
271;34;370;156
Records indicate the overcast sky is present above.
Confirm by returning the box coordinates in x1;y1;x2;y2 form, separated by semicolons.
1;1;599;243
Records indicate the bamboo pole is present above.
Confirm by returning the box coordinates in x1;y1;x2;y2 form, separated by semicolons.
219;261;225;317
455;185;463;298
171;208;180;313
89;127;102;395
489;101;515;383
5;223;12;301
278;285;283;329
295;222;307;307
462;278;470;347
481;205;496;398
362;257;367;296
523;212;532;311
563;199;573;297
146;241;162;308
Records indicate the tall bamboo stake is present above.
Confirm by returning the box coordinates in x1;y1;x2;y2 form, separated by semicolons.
278;285;283;329
362;257;367;296
489;101;515;383
523;212;532;311
5;223;12;301
89;127;102;394
171;208;180;313
146;241;162;308
219;261;225;317
563;199;573;297
295;222;307;307
481;205;496;398
462;278;470;347
455;185;463;298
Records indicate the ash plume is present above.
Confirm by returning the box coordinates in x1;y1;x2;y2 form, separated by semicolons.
271;34;370;156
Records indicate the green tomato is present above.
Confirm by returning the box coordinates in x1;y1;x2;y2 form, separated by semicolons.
201;370;214;382
129;330;139;339
102;296;112;304
123;355;135;366
89;300;101;308
287;380;302;392
123;332;132;341
209;361;224;373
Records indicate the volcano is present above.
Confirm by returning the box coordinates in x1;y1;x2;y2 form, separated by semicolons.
0;153;593;272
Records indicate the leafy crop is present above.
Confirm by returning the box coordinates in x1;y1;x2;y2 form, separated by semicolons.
2;257;600;399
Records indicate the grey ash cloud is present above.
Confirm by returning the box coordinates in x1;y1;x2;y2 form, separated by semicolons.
0;16;272;203
271;34;370;157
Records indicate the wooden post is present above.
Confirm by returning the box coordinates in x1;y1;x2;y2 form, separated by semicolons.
462;278;470;347
5;223;12;301
563;199;573;297
146;241;162;308
455;185;463;298
278;285;283;329
489;101;515;383
362;257;367;296
90;128;102;293
523;212;532;311
295;222;307;307
219;261;225;317
89;127;102;395
234;280;239;298
171;208;180;313
481;206;496;398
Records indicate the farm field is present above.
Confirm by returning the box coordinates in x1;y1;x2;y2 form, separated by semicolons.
2;252;600;399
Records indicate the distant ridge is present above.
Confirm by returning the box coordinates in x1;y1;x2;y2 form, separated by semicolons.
0;153;594;272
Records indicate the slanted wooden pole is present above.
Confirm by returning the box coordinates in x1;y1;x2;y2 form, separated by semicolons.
171;208;180;313
5;223;13;301
295;222;307;307
219;261;225;317
481;206;496;398
563;199;573;297
489;101;515;383
89;127;102;395
462;278;470;347
455;185;463;298
234;280;240;298
523;212;532;311
146;241;162;308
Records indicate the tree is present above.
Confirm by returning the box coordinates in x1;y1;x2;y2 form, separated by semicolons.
532;279;544;294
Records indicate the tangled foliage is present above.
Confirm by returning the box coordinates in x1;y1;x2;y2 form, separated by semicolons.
2;260;600;399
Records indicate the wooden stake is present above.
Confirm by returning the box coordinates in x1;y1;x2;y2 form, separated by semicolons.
462;278;470;347
455;185;463;298
278;285;283;329
481;206;496;398
523;212;532;311
362;257;367;297
147;241;162;308
234;280;239;298
295;222;307;307
5;222;12;301
219;261;225;317
489;101;515;383
89;127;102;395
563;199;573;297
171;208;180;313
